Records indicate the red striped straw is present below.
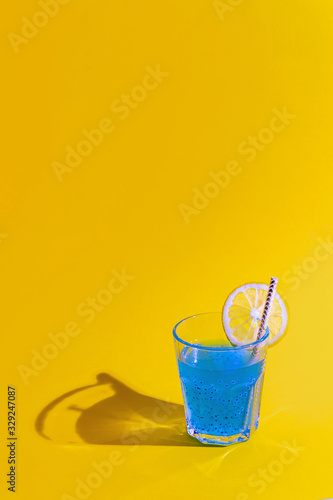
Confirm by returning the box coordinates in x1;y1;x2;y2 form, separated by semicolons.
252;277;278;356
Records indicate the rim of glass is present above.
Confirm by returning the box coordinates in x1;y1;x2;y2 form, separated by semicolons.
173;312;269;351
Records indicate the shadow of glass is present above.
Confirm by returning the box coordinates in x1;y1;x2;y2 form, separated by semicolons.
35;373;217;446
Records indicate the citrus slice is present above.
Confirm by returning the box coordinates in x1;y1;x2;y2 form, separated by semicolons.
222;283;288;346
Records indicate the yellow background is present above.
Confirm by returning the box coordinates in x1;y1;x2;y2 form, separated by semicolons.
1;0;333;499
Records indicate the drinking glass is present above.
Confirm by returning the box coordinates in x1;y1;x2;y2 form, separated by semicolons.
173;312;269;445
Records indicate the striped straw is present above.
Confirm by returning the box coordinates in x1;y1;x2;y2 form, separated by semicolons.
252;277;278;357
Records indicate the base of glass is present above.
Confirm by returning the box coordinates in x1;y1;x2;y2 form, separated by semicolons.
187;426;256;446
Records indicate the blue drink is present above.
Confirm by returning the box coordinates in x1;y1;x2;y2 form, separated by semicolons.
173;313;269;445
178;347;265;444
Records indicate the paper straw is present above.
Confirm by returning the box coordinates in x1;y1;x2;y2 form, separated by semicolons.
250;358;266;430
243;385;255;431
248;277;278;432
252;277;278;357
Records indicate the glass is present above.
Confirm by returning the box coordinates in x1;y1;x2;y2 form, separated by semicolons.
173;312;270;445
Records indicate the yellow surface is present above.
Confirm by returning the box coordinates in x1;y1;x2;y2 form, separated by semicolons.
1;1;333;499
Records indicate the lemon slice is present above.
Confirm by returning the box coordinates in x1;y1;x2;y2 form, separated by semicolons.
222;283;288;346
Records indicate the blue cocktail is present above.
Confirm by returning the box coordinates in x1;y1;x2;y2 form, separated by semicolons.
173;313;269;445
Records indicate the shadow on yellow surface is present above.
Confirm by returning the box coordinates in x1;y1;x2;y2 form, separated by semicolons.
35;373;217;446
